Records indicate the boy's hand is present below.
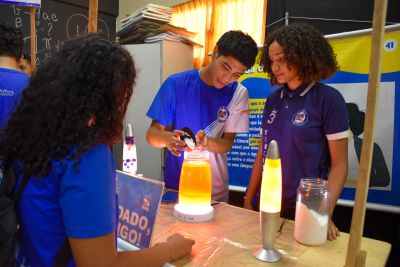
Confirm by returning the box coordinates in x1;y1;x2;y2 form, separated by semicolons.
195;130;208;150
165;130;186;157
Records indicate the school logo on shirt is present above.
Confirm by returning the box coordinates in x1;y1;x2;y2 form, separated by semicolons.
0;89;14;96
217;106;229;122
292;109;308;126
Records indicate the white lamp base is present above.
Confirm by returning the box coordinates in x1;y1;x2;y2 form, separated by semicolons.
173;203;214;222
253;247;282;262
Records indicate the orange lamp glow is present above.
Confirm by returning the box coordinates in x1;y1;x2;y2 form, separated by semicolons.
178;159;211;208
173;150;214;222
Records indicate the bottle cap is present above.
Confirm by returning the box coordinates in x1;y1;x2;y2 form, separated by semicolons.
180;127;196;150
126;123;133;137
266;140;280;159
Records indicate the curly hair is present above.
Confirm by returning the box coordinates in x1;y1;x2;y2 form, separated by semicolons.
0;33;136;178
0;23;24;60
261;24;338;85
216;30;258;69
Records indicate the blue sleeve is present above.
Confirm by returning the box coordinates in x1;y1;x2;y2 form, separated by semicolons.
322;88;349;135
146;76;176;126
60;145;116;238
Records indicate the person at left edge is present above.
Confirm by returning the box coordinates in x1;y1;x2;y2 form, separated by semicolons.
146;30;258;202
0;23;29;130
0;33;194;267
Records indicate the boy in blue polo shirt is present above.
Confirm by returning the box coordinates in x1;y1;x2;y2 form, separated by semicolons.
244;24;349;241
146;30;258;202
0;24;29;130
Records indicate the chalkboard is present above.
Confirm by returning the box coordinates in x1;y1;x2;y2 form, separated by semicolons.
0;0;117;66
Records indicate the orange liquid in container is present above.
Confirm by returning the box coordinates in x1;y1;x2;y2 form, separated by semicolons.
178;150;212;207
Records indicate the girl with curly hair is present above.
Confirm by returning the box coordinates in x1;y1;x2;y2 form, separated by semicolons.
0;34;193;266
244;24;349;241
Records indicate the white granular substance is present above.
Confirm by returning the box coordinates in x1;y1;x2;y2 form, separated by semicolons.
294;202;329;246
184;137;196;150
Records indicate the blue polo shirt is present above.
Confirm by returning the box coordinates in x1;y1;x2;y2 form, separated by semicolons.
0;68;29;129
261;81;349;209
147;69;249;201
16;144;117;267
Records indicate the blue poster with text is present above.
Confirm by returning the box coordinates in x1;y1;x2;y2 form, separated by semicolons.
116;171;164;249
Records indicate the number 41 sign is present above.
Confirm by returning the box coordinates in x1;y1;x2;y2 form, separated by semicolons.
384;39;398;52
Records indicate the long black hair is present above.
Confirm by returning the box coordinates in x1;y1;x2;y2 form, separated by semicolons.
0;33;136;178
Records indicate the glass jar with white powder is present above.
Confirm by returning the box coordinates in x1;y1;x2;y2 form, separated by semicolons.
294;178;330;246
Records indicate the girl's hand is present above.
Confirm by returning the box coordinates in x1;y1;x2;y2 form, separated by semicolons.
327;218;340;240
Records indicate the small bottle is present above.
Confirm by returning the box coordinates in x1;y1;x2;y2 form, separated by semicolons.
294;178;330;246
122;123;137;175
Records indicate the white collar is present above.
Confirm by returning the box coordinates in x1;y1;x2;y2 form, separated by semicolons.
280;81;316;99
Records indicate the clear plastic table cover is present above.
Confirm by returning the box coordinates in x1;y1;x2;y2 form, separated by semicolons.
120;202;390;266
151;203;295;267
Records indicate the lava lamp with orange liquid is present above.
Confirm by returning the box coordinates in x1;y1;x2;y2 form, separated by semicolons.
173;149;214;222
179;158;212;207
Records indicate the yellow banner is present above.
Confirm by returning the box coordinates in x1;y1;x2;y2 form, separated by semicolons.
329;31;400;74
239;52;269;81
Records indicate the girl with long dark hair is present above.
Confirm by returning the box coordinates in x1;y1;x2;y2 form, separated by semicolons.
0;34;193;267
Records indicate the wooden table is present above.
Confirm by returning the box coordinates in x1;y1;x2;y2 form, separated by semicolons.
152;203;391;266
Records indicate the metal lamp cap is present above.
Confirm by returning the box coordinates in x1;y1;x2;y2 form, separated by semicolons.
126;123;133;137
266;140;280;159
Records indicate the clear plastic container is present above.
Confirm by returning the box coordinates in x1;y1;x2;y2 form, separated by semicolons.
294;178;330;246
178;150;212;207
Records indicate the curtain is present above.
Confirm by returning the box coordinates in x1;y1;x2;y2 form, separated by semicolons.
172;0;266;68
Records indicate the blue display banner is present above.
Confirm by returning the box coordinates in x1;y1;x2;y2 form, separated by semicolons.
326;72;400;207
227;64;274;188
116;171;164;249
0;0;40;7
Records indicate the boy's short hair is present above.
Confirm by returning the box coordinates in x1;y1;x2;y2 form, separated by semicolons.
216;30;258;69
0;24;24;60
